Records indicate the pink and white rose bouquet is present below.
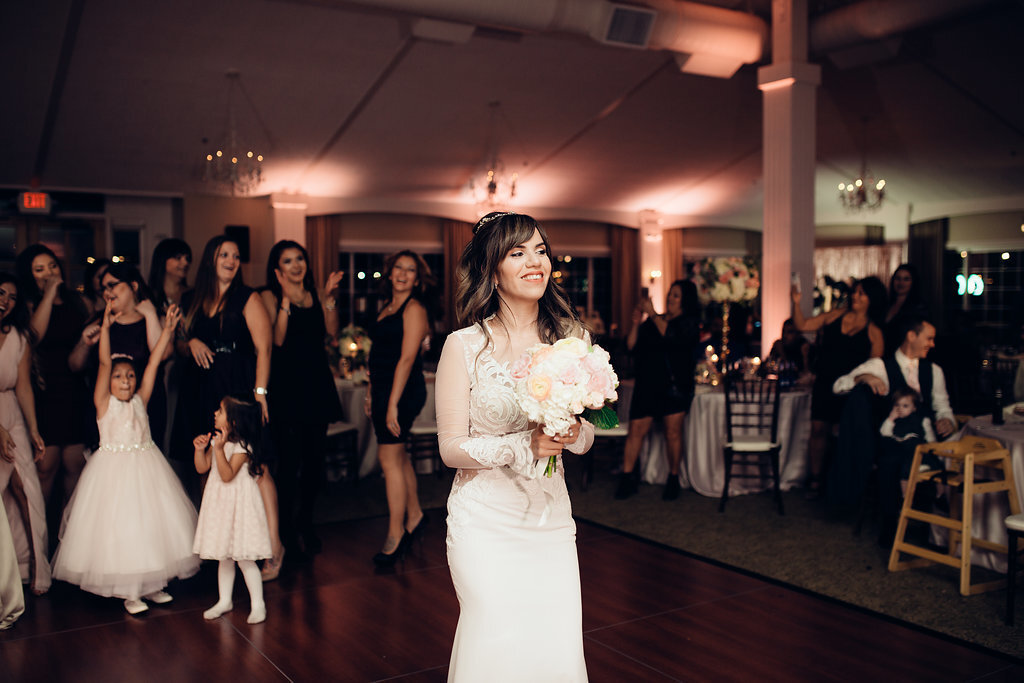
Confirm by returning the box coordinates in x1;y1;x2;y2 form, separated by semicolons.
511;338;620;477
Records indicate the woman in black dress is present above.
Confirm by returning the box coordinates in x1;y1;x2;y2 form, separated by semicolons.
792;276;886;496
615;280;701;501
148;238;192;313
15;245;91;519
261;240;343;558
367;250;432;566
884;263;926;354
174;236;281;576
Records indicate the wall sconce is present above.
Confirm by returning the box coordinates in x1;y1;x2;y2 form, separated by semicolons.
649;269;662;283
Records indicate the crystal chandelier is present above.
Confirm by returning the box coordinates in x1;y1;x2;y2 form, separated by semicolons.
203;70;267;196
468;101;519;216
838;157;886;212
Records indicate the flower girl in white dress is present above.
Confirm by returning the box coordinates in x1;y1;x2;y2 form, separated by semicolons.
436;212;594;682
52;304;199;614
192;395;272;624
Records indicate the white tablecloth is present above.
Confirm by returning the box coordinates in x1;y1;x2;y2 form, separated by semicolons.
334;375;436;478
635;385;812;497
957;413;1024;571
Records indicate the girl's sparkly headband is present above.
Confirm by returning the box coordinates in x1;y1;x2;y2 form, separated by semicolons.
472;211;519;234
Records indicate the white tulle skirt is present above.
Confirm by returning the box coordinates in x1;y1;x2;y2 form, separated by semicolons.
51;444;200;600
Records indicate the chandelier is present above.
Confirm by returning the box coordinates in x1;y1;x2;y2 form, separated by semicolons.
838;155;886;212
203;70;267;196
468;101;520;216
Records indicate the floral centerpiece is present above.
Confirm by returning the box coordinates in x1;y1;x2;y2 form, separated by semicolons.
691;257;760;369
511;338;620;477
692;256;760;304
327;324;372;378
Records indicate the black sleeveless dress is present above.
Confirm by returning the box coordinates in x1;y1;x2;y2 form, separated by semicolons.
368;298;426;445
811;315;872;422
35;300;91;447
629;315;700;420
171;286;257;459
268;302;341;426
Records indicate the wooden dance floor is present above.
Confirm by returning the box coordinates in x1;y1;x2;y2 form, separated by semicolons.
2;512;1019;682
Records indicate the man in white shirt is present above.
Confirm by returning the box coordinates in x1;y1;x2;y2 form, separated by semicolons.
832;316;955;543
833;318;956;438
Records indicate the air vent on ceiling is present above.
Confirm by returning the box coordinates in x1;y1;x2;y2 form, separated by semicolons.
601;4;657;49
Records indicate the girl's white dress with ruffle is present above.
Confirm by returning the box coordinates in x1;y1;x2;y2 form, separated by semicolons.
52;395;199;599
193;441;271;561
437;323;593;683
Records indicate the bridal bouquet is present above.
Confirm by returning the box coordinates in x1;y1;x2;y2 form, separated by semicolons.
511;338;620;477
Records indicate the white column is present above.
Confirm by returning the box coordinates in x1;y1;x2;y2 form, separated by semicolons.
270;194;309;245
758;0;819;356
639;210;665;312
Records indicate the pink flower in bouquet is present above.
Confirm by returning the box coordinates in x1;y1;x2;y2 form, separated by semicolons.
558;365;579;385
510;356;531;380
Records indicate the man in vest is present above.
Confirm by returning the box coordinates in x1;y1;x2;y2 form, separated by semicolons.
832;316;956;543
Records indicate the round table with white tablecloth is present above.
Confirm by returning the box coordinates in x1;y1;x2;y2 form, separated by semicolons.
956;412;1024;572
628;382;812;497
333;374;436;478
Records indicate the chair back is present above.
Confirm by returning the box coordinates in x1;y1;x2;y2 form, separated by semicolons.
723;376;781;444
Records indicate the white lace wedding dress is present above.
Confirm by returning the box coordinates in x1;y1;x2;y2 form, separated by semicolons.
436;322;593;683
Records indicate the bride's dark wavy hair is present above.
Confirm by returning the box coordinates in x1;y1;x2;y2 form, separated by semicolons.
455;212;581;348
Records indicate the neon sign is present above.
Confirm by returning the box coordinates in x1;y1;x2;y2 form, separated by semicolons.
955;274;985;296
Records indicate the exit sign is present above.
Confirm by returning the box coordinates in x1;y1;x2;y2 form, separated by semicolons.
18;192;51;214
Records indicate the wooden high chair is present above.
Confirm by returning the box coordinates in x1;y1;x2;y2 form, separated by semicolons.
887;436;1021;596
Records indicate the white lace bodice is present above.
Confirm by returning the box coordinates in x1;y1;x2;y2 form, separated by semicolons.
97;395;154;451
436;323;594;535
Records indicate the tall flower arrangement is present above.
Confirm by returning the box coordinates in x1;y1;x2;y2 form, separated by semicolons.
692;256;760;369
692;256;760;304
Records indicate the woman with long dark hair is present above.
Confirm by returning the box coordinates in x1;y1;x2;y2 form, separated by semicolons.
15;244;91;522
884;263;927;354
366;249;434;566
260;240;343;560
0;272;50;595
172;236;282;577
148;238;192;313
792;275;886;497
436;212;593;680
615;279;701;501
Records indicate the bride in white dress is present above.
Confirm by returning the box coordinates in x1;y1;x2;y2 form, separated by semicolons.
436;212;594;682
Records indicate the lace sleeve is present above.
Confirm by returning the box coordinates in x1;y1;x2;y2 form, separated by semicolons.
435;332;537;474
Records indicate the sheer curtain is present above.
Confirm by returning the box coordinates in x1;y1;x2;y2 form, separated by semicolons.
813;243;906;286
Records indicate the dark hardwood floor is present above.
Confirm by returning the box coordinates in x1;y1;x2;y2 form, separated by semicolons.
2;512;1020;682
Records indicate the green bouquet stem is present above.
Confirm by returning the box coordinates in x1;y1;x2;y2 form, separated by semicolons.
542;404;620;478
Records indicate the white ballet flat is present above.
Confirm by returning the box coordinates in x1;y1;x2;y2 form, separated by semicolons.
144;590;173;604
124;599;149;615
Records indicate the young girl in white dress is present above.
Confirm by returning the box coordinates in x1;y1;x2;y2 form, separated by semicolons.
51;303;200;614
436;212;594;682
192;395;272;624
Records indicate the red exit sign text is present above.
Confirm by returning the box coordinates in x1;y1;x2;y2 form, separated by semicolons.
19;192;51;214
